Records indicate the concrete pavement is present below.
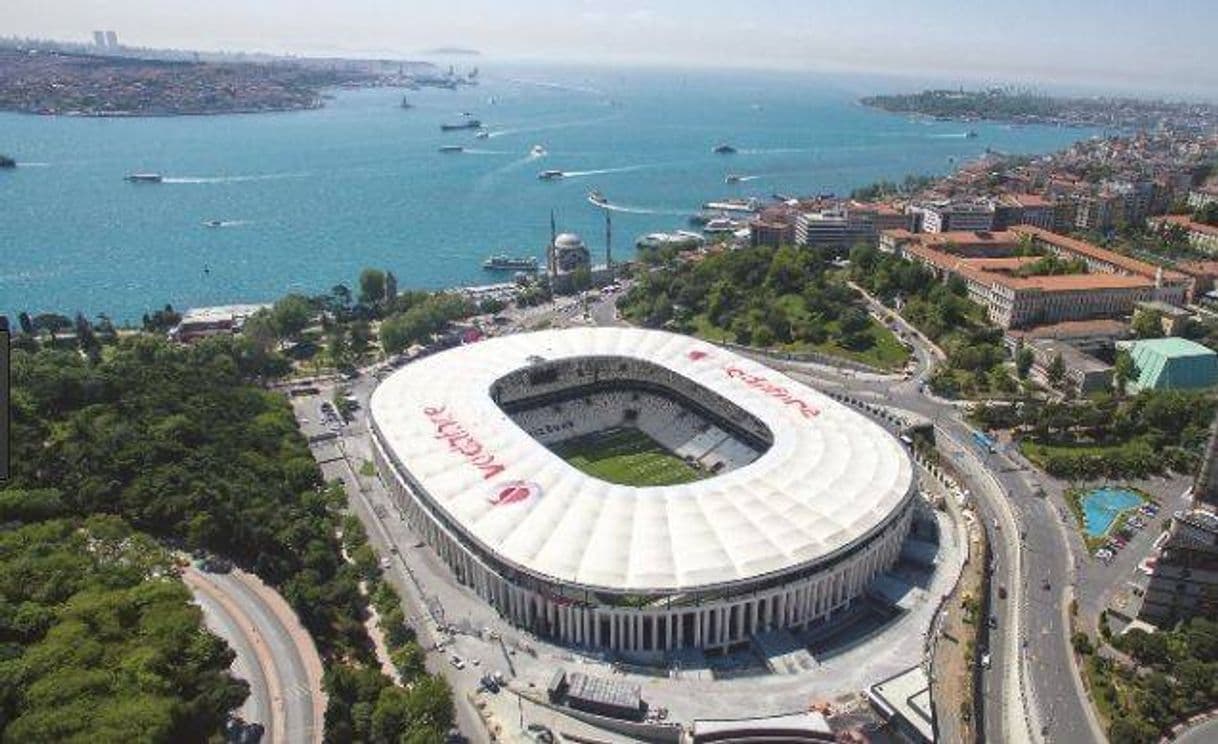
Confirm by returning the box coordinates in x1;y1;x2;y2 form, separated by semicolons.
185;566;325;744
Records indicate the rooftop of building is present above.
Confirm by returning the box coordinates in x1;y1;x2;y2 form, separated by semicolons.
1152;214;1218;237
1029;338;1113;373
1005;318;1131;342
1176;260;1218;277
1010;225;1188;283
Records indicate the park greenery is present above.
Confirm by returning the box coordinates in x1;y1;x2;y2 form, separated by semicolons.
617;244;910;370
848;244;1014;397
2;330;452;741
0;512;248;741
972;391;1216;480
1076;617;1218;743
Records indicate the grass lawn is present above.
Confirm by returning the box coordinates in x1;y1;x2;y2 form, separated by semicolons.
550;427;706;486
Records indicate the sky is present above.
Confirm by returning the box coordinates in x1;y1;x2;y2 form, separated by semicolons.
7;0;1217;96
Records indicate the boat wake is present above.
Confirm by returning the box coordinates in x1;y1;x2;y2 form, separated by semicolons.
16;161;51;167
486;115;616;139
204;219;250;228
595;201;687;216
929;133;970;139
504;78;605;96
562;163;658;178
163;172;309;184
738;147;814;155
461;149;511;156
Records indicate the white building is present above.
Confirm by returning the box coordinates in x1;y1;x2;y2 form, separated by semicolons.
369;329;916;653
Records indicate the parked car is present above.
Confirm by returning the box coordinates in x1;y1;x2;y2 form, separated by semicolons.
449;655;466;670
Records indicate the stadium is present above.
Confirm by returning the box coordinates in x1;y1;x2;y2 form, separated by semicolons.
369;328;916;653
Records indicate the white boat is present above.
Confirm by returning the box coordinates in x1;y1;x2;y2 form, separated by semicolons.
702;197;760;213
537;170;564;180
475;130;490;139
587;190;608;206
703;217;743;234
725;174;745;184
530;144;547;157
125;172;163;183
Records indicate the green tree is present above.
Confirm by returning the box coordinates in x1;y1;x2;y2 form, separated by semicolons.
360;268;388;307
571;266;592;293
272;293;315;340
1047;352;1066;387
1132;309;1163;339
1016;347;1034;379
1114;350;1137;395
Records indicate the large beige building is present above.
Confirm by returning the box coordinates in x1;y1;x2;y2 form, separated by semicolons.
881;226;1191;329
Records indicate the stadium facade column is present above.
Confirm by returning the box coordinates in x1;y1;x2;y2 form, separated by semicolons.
610;612;618;648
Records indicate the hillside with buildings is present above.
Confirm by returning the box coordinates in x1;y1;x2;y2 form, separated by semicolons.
862;87;1218;131
0;41;444;116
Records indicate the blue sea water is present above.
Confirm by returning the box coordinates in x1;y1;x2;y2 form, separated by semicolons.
0;65;1099;322
1082;487;1144;537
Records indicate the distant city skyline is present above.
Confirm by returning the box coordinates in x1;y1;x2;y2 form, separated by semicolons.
7;0;1217;96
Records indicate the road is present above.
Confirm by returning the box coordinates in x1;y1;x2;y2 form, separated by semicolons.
1172;716;1218;743
770;296;1103;743
304;283;1103;743
185;566;326;744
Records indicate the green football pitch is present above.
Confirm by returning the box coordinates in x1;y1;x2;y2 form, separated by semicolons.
550;427;707;487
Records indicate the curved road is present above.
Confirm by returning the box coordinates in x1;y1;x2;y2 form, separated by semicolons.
763;301;1102;742
185;566;326;744
192;586;274;737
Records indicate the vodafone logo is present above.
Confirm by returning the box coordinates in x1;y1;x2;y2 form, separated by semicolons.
488;480;541;507
687;349;712;362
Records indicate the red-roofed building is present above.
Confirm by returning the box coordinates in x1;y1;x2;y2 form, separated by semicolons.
883;227;1192;329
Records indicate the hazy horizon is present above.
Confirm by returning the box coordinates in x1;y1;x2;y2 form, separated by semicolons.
6;0;1218;98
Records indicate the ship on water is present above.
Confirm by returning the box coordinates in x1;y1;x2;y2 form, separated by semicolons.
587;190;608;207
441;114;482;131
712;143;738;154
702;197;761;213
482;255;539;271
125;172;163;183
438;145;464;153
537;170;564;180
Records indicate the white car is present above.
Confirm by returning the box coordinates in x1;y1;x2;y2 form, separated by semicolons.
981;653;992;669
449;655;466;670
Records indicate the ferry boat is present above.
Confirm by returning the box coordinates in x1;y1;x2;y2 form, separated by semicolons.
441;118;482;131
703;217;743;234
712;143;738;155
587;190;608;207
483;255;539;271
702;197;760;213
125;172;163;183
537;170;564;180
439;145;464;153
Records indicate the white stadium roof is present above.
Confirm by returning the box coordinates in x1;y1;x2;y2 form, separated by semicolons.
370;328;914;593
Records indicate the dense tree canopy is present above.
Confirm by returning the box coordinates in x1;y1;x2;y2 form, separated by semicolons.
0;515;247;742
4;332;453;741
618;244;908;369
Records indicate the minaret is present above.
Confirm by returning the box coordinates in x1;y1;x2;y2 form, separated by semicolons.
548;210;557;275
604;209;613;274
